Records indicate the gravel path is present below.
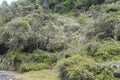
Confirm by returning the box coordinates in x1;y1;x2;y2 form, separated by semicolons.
0;71;21;80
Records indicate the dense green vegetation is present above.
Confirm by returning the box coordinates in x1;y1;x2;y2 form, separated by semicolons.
1;0;120;80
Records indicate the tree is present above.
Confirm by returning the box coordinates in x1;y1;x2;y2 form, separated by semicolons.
0;1;12;23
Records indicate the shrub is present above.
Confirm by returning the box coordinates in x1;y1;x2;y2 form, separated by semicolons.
56;55;98;80
114;18;120;40
0;41;9;55
18;50;58;72
86;11;120;40
87;41;120;61
0;13;68;53
94;19;115;40
56;54;120;80
86;41;100;56
29;13;68;52
27;52;57;64
1;18;31;52
6;18;31;32
2;51;25;70
105;0;120;3
35;0;105;13
19;63;49;72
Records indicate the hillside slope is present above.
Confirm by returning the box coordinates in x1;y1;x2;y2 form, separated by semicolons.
0;0;120;80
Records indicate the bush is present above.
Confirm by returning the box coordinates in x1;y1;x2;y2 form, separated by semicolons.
0;13;68;53
31;13;67;52
56;54;120;80
54;0;105;13
35;0;105;13
94;19;115;40
19;63;49;72
56;55;98;80
6;18;31;32
0;41;9;55
18;50;58;72
105;0;120;3
27;52;57;64
115;26;120;40
86;41;100;56
87;41;120;61
1;18;31;52
1;51;25;70
86;11;120;40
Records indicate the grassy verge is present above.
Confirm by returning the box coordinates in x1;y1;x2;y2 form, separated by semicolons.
15;69;60;80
